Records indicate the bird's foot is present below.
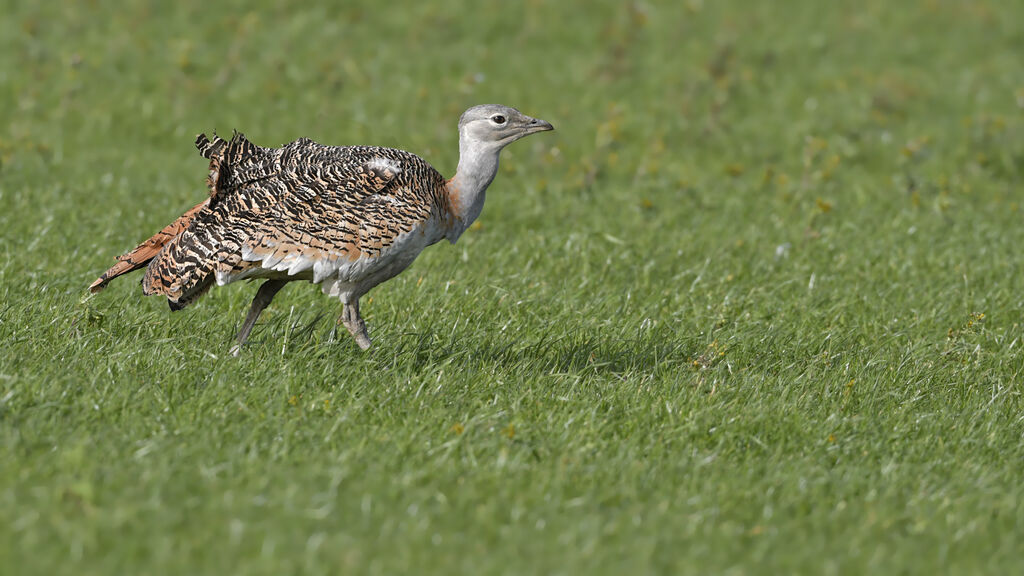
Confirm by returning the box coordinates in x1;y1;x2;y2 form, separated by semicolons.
343;319;371;350
353;330;372;350
341;301;372;351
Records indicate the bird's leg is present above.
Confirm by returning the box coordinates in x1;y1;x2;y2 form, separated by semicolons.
340;298;371;350
231;279;288;356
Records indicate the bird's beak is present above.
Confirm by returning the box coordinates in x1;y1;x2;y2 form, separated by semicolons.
524;116;555;134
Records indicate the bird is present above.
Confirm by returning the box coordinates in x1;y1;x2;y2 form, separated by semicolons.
89;104;554;354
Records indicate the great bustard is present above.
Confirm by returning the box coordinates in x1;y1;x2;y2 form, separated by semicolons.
89;104;553;354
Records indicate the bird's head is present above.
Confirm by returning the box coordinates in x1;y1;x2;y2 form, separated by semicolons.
458;104;554;151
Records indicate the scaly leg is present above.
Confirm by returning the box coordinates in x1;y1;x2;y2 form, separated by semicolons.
230;279;288;356
340;297;372;350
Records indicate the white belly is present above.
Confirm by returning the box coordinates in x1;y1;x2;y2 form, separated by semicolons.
319;219;443;303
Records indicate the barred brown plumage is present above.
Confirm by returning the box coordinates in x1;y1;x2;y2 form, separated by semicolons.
89;104;554;353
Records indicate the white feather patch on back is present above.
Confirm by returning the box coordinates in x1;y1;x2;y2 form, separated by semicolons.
365;194;401;206
367;157;401;174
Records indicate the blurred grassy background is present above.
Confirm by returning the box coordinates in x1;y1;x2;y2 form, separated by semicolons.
1;1;1023;574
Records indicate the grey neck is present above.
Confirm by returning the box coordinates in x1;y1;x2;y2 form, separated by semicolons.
445;139;502;242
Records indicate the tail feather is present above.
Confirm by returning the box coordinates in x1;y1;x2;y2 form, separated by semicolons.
196;131;260;205
91;131;258;308
167;275;215;311
141;222;228;308
197;133;229;204
195;133;228;159
89;199;210;293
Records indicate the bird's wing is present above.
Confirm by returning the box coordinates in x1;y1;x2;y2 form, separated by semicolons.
211;139;438;285
143;135;441;303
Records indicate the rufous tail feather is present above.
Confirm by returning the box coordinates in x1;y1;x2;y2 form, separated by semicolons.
88;199;210;293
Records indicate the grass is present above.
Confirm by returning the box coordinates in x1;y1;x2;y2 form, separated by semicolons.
2;0;1023;573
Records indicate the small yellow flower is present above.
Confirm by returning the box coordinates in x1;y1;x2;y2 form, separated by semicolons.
724;163;744;176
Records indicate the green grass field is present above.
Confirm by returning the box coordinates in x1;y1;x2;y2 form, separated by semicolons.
2;1;1023;574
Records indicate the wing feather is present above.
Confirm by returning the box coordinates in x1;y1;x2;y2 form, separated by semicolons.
144;134;446;305
214;141;440;285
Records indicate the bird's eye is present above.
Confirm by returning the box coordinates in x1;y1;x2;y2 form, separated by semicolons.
492;115;506;125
